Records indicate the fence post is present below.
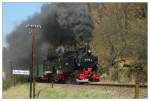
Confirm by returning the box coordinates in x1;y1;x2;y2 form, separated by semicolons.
135;81;139;98
51;81;54;88
49;80;54;88
10;62;15;86
13;75;16;86
11;63;13;86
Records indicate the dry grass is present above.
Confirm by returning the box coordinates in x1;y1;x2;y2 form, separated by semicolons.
3;83;147;99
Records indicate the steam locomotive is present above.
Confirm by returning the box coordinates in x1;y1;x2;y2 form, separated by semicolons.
36;44;100;83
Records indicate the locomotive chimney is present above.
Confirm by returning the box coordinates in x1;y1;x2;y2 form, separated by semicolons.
85;42;90;54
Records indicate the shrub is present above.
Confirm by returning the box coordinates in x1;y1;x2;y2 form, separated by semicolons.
3;76;29;90
97;64;105;74
3;77;13;90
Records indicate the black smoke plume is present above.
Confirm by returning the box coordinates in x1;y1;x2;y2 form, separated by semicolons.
3;3;94;77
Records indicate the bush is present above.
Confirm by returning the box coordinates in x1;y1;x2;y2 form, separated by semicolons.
97;64;105;74
3;78;12;90
3;76;29;90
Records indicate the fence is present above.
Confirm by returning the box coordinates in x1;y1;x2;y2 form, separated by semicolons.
88;82;147;98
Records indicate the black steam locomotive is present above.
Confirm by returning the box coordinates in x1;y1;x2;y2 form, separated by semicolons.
36;44;100;83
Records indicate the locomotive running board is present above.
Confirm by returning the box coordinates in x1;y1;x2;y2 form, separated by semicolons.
76;79;89;83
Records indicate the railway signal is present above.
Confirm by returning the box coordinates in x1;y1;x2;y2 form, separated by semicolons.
25;24;41;98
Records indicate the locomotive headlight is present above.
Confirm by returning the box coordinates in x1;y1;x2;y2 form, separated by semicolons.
88;50;91;53
65;62;69;66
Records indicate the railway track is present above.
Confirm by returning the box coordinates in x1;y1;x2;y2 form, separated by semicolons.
45;81;147;88
34;82;148;98
87;82;147;88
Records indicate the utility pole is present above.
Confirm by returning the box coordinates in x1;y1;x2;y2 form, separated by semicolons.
26;24;41;98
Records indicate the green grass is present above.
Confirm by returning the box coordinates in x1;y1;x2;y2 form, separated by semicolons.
3;83;111;99
3;78;12;90
38;86;110;98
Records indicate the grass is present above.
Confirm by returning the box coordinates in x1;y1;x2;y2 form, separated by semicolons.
38;86;110;98
3;78;12;90
3;83;111;99
3;82;148;99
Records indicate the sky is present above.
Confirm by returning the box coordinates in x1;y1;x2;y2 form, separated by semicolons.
2;2;43;47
